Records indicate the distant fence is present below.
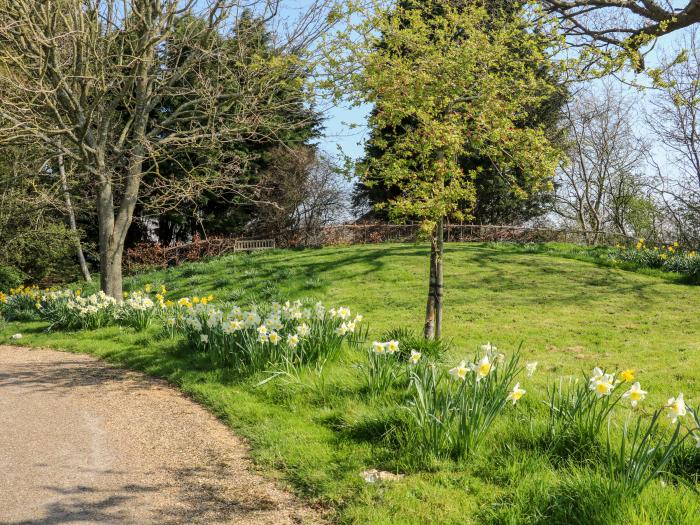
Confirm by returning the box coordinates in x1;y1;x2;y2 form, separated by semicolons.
124;224;636;272
299;223;637;248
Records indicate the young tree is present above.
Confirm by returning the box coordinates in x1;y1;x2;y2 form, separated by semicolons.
331;0;561;338
352;0;568;227
0;0;331;297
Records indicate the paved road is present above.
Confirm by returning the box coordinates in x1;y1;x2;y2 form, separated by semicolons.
0;345;321;525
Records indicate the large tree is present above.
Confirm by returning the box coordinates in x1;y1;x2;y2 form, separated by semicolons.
0;0;331;297
332;0;561;338
543;0;700;56
352;0;567;226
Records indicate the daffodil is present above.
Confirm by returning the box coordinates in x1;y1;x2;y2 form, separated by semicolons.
409;350;421;365
590;373;615;397
257;324;268;336
296;323;310;337
622;382;647;407
449;361;470;381
619;369;635;382
287;333;299;348
386;340;399;354
693;432;700;449
144;283;152;293
268;331;280;345
481;342;497;354
335;323;348;336
372;341;386;354
590;367;605;382
666;393;687;423
475;355;492;380
200;334;208;344
526;361;538;377
507;383;526;404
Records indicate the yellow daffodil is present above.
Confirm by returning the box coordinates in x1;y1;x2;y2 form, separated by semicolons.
619;369;635;382
165;300;174;308
666;393;687;423
622;382;647;407
507;383;526;405
207;294;214;302
144;283;152;293
160;285;167;294
449;361;470;381
192;296;200;304
201;297;208;305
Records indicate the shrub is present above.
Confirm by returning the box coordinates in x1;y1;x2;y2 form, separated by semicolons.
0;265;23;291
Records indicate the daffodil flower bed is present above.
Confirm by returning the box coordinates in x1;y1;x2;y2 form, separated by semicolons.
174;300;365;372
610;239;700;281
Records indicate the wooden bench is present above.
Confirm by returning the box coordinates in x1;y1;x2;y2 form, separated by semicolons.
234;239;276;252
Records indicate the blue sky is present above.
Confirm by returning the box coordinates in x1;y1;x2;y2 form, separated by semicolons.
280;1;692;170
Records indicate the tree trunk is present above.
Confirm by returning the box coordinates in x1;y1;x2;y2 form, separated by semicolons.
96;178;131;299
58;153;91;282
424;217;444;340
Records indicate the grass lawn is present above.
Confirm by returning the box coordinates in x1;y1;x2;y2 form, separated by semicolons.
2;242;700;524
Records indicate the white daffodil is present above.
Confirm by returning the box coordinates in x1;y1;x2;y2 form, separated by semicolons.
257;324;269;336
507;383;526;405
10;333;22;340
337;306;351;320
693;432;700;449
386;340;400;354
590;367;605;383
335;323;348;336
346;321;356;333
475;355;492;380
257;333;269;343
200;334;208;344
622;382;647;408
354;314;363;323
666;393;687;423
481;342;497;354
526;361;538;377
268;331;280;345
296;323;310;337
449;361;470;381
590;374;615;398
409;350;422;365
287;333;299;348
372;341;386;354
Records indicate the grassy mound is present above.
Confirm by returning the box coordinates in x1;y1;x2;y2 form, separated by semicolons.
2;242;699;524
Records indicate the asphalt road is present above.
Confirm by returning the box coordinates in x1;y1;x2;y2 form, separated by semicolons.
0;345;321;525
